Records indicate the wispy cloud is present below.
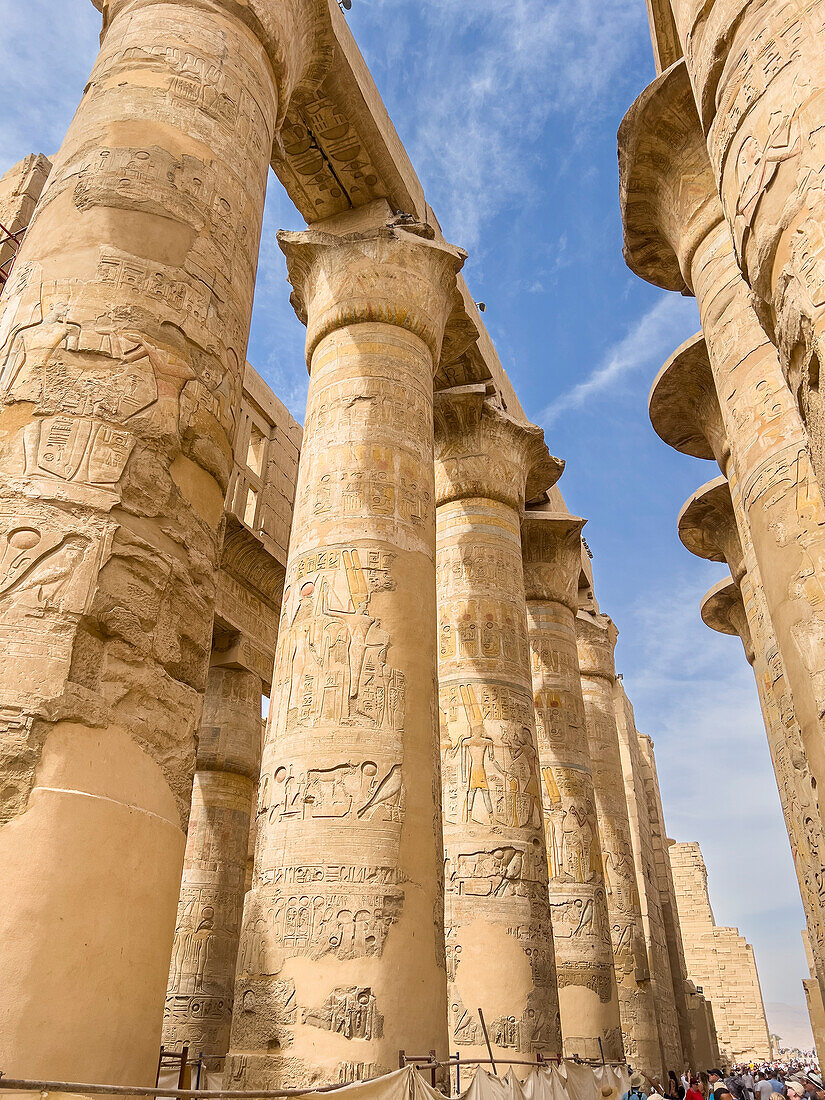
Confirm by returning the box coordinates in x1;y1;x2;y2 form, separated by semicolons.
541;293;698;424
351;0;650;249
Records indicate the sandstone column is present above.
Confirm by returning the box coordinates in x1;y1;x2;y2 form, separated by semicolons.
521;509;623;1062
667;0;825;454
0;0;320;1084
163;659;263;1066
435;385;563;1066
227;214;465;1089
620;59;825;977
677;471;825;1006
576;612;662;1079
650;330;825;1008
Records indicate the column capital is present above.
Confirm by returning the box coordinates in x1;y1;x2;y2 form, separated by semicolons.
434;384;563;509
649;332;729;465
93;0;334;135
619;58;723;293
678;475;745;584
521;510;586;610
700;575;754;664
576;611;619;680
278;218;467;367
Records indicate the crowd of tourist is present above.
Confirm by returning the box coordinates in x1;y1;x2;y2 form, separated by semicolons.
627;1061;823;1100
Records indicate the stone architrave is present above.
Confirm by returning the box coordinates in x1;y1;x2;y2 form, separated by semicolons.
576;612;662;1079
521;509;623;1063
620;59;825;969
164;662;263;1064
435;386;563;1067
666;0;825;467
227;212;466;1089
0;0;326;1085
677;471;825;999
650;334;825;1005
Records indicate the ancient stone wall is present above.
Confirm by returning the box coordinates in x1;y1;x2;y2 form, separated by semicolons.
668;842;772;1064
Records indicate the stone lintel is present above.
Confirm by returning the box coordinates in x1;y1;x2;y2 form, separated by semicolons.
645;0;684;75
677;475;745;582
278;213;466;366
649;332;725;461
699;575;754;662
618;59;721;292
575;610;619;681
434;386;563;510
521;510;587;611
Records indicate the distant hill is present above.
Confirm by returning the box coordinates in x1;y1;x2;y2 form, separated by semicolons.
766;1002;815;1052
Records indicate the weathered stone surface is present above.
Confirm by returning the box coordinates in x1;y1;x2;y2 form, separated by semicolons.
0;0;326;1082
227;211;465;1088
614;688;684;1072
576;612;662;1078
636;734;698;1068
435;388;563;1068
164;665;263;1064
622;57;825;1023
667;0;825;483
0;154;51;286
521;509;622;1063
669;841;772;1063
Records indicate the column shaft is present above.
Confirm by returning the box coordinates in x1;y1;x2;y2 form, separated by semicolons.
0;1;283;1083
437;392;562;1066
164;665;263;1065
522;514;622;1062
228;220;463;1088
576;614;662;1079
670;0;825;427
690;220;825;852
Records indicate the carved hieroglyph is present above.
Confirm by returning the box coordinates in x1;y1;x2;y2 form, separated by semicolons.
613;686;684;1072
0;0;326;1084
620;59;825;1008
635;733;698;1067
434;386;563;1067
521;510;623;1063
575;613;662;1079
163;664;263;1064
226;213;465;1089
675;465;825;1004
666;0;825;476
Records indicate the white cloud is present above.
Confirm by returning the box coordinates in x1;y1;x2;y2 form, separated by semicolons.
351;0;649;249
541;293;699;424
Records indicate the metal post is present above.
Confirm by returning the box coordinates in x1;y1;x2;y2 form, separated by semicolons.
477;1009;497;1076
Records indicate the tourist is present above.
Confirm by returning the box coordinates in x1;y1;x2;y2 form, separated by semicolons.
709;1070;728;1098
669;1071;686;1100
756;1074;775;1100
686;1076;704;1100
769;1071;785;1094
786;1082;807;1100
742;1069;756;1100
628;1073;648;1100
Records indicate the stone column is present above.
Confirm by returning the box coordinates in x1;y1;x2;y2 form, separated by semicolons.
620;58;825;967
667;0;825;448
520;509;623;1062
576;612;662;1079
678;472;825;1004
650;332;825;1008
227;214;465;1089
0;0;320;1084
613;685;684;1073
435;385;563;1066
163;658;263;1066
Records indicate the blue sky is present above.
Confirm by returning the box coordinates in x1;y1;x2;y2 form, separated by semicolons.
0;0;809;1029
